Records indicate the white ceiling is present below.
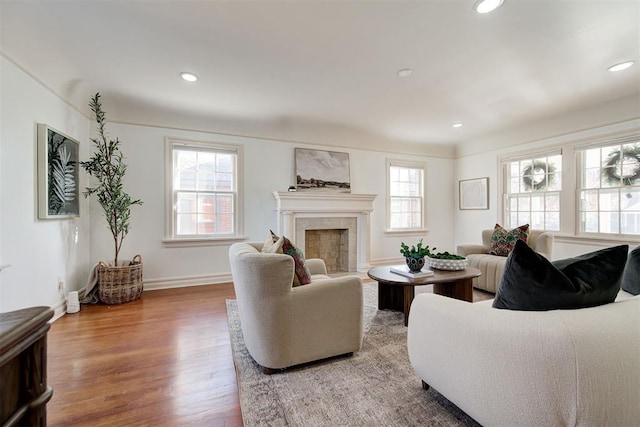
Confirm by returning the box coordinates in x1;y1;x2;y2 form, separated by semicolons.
1;0;639;151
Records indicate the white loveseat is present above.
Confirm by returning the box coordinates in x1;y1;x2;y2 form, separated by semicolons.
229;242;364;373
457;229;554;293
407;292;640;426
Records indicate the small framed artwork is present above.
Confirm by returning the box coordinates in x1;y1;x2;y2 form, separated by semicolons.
459;177;489;210
37;123;80;219
295;148;351;192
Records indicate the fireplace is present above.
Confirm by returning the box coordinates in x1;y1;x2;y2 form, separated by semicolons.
272;191;376;272
305;229;348;273
301;218;356;273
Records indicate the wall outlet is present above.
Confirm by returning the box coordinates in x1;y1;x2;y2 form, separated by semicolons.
57;277;64;292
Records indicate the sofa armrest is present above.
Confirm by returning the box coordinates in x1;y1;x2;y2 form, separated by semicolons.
456;244;488;256
305;258;328;275
531;231;553;259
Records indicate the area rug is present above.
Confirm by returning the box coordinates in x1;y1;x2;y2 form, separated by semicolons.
227;283;485;426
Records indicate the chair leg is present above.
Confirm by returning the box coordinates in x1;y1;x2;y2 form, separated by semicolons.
422;380;430;391
261;366;279;375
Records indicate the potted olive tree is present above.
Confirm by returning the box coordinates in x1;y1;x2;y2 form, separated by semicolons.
81;93;143;304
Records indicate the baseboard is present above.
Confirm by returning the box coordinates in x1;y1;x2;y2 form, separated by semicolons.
143;273;233;291
370;257;403;266
50;298;67;322
49;273;232;323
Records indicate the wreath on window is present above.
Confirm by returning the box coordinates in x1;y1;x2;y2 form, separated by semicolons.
602;147;640;186
522;160;556;191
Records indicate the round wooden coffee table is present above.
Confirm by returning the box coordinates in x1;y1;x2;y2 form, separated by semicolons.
367;266;481;326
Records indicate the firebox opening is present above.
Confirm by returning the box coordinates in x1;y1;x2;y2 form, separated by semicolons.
305;229;349;273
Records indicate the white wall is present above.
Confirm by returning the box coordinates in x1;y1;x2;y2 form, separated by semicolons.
1;50;456;312
90;122;456;288
0;56;91;313
4;47;635;312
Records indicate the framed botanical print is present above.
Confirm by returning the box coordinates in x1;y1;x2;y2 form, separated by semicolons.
37;123;80;219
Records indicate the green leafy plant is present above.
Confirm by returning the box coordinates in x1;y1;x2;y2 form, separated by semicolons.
400;240;466;260
400;239;432;259
80;93;142;266
429;250;466;260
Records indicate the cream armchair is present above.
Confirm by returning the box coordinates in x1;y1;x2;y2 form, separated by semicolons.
456;229;554;293
228;242;364;374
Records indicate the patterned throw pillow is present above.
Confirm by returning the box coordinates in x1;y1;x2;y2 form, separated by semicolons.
489;223;529;257
266;230;312;286
281;236;312;287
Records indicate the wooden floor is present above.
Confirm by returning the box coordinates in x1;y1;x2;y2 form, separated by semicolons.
46;283;243;426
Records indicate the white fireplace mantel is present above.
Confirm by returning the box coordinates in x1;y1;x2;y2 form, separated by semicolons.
272;191;377;271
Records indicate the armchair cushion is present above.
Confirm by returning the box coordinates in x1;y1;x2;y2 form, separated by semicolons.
493;240;628;311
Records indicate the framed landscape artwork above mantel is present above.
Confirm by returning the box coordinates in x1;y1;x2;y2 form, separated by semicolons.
37;123;80;219
295;148;351;192
459;177;489;210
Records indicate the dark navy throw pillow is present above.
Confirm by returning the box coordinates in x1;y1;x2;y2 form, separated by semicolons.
493;240;627;311
621;246;640;295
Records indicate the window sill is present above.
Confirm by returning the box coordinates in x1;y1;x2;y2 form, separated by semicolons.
162;236;247;248
553;233;640;247
384;228;429;237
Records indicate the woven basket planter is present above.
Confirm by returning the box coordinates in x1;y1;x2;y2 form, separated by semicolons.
98;255;143;305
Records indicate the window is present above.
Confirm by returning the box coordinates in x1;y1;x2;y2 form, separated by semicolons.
387;160;425;231
165;138;243;241
577;139;640;236
503;152;562;231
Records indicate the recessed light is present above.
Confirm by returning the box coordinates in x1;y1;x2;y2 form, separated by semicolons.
453;123;463;128
474;0;504;14
397;68;413;78
180;72;198;82
607;61;635;72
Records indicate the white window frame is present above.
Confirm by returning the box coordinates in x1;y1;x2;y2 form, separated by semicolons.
575;136;640;239
500;150;563;232
385;159;428;235
163;137;245;247
497;132;640;246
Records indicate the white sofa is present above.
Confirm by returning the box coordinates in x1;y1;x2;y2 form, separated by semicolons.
229;242;364;373
457;229;554;293
407;292;640;426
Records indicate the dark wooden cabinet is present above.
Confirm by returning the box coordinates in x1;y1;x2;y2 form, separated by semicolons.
0;306;54;426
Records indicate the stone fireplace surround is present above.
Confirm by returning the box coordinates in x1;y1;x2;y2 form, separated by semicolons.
298;218;355;272
272;191;377;272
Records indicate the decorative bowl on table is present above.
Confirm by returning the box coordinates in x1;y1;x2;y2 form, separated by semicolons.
428;256;467;271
